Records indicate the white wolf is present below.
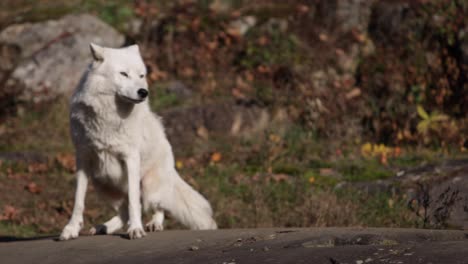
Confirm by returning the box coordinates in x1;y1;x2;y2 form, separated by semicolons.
59;44;217;240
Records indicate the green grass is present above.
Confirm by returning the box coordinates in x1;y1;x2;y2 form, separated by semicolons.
0;99;73;153
81;0;134;31
340;190;417;228
0;221;39;238
149;86;182;111
1;0;134;31
337;159;393;182
240;29;301;69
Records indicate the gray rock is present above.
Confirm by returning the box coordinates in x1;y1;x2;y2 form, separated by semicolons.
159;102;289;154
166;80;193;99
340;159;468;229
427;172;468;229
0;14;124;103
397;159;468;229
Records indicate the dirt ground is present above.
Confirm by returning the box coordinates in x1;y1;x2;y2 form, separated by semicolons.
1;228;467;264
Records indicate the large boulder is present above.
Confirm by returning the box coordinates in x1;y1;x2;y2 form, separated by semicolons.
0;14;124;104
397;159;468;229
159;101;289;154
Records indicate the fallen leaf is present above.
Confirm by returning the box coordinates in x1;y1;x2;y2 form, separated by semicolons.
25;182;41;194
176;160;184;169
206;41;218;51
181;67;196;78
232;88;247;100
257;36;269;46
197;126;209;140
361;142;373;157
0;205;18;220
257;65;271;74
245;71;254;82
296;4;310;14
28;163;48;173
351;29;366;43
236;76;251;91
335;48;345;56
56;153;76;172
319;33;329;42
271;173;290;182
319;168;334;176
191;17;201;31
345;88;361;100
380;153;388;165
211;152;222;163
269;134;281;143
226;26;241;37
149;66;168;81
209;0;231;14
335;149;343;157
394;147;402;157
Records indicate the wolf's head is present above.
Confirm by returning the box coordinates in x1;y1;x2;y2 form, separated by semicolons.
89;43;149;104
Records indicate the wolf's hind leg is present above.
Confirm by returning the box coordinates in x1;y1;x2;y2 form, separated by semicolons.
90;200;129;235
145;209;164;232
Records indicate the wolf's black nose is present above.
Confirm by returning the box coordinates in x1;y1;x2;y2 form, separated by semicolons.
138;89;148;99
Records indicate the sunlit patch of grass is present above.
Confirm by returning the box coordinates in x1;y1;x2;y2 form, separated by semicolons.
0;221;39;238
1;0;134;31
1;99;73;154
339;190;418;228
388;151;437;168
149;85;182;111
336;159;393;182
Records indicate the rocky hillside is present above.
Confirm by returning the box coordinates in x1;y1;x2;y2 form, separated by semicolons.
1;0;467;148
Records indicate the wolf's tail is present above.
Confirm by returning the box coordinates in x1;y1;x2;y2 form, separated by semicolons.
161;176;217;230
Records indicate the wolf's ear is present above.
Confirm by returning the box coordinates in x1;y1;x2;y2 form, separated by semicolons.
89;43;105;61
126;44;140;54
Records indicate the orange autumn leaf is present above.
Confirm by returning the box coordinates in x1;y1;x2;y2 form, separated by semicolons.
25;182;41;194
0;205;19;220
28;163;49;173
308;176;316;184
56;153;76;172
271;173;290;182
210;152;222;163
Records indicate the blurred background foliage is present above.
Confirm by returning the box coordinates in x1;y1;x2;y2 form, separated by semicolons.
0;0;467;236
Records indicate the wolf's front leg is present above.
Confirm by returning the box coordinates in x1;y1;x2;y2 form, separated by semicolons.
125;151;146;239
59;169;88;240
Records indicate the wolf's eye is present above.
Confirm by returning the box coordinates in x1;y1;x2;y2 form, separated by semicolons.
139;74;145;78
120;72;129;78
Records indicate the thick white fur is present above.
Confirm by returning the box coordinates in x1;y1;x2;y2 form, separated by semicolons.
59;44;217;241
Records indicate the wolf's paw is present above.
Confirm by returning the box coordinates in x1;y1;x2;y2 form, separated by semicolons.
89;224;107;235
145;220;164;232
59;224;81;241
127;226;146;240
